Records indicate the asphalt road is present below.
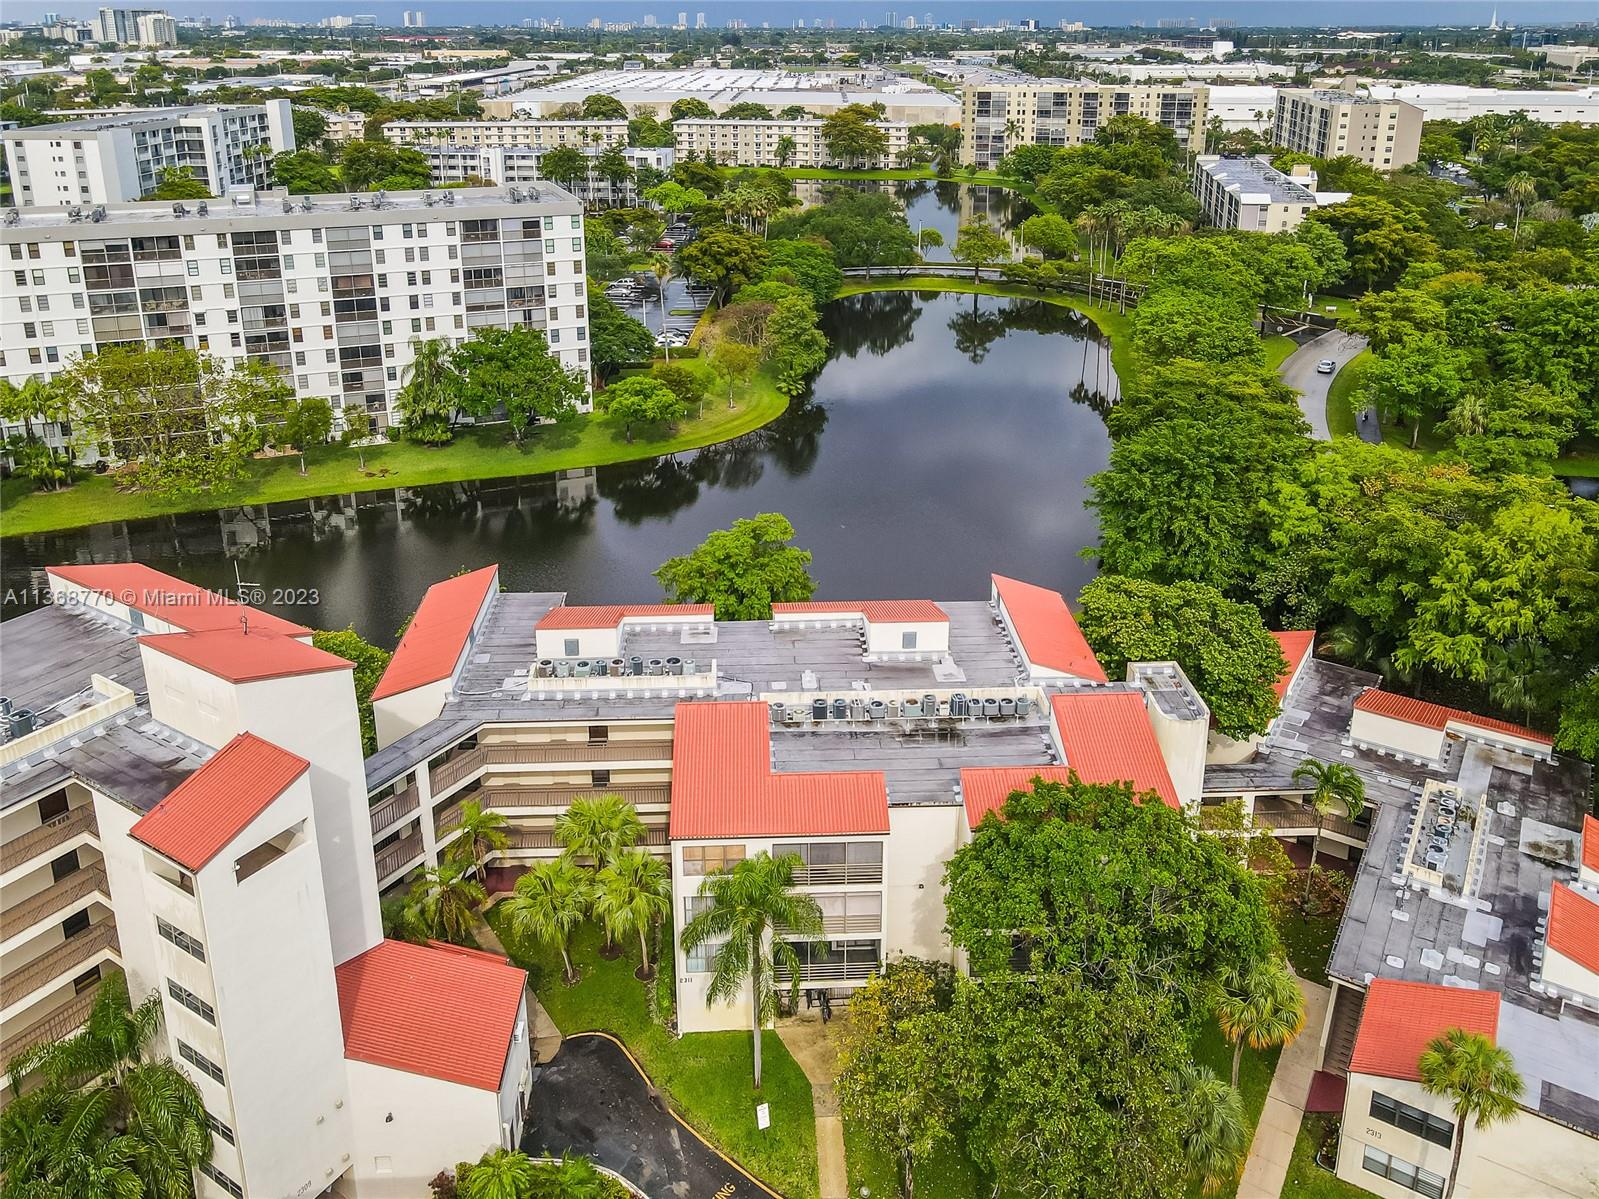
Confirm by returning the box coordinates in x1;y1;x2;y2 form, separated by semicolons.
524;1033;762;1199
1278;329;1371;441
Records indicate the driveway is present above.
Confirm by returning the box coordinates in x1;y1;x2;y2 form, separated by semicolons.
1278;329;1369;441
524;1033;770;1199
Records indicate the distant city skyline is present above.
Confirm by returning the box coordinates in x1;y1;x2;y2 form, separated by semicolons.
8;1;1598;31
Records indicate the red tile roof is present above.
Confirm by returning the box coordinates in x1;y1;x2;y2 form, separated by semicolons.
1583;815;1599;875
1352;689;1554;746
961;765;1077;829
371;566;499;701
1049;691;1180;809
48;563;309;637
533;602;714;630
140;630;353;684
1271;630;1316;702
990;574;1108;682
668;702;890;840
131;733;309;871
771;600;949;623
1349;979;1500;1082
1547;883;1599;976
335;939;527;1091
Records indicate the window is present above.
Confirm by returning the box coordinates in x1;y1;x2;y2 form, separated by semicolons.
590;769;611;787
178;1040;224;1084
901;631;918;650
73;966;101;994
1362;1147;1444;1199
167;979;216;1025
682;843;746;876
61;910;91;939
588;725;609;744
199;1162;243;1198
563;637;580;656
1371;1093;1453;1148
685;937;723;973
50;849;80;882
157;917;206;963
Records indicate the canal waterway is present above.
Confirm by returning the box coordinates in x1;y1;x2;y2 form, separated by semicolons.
1;289;1116;646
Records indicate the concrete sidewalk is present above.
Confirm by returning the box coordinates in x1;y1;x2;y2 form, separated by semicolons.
776;1018;849;1199
1237;972;1331;1199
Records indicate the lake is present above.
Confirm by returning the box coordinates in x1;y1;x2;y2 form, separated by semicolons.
1;290;1116;647
791;178;1039;261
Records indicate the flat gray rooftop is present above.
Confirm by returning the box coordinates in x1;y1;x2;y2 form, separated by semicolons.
1197;155;1318;203
0;602;148;726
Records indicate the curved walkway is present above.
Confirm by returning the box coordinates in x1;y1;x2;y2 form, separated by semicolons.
524;1033;782;1199
1278;330;1369;441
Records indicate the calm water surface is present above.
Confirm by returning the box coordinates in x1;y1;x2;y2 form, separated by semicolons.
2;291;1116;647
791;179;1038;261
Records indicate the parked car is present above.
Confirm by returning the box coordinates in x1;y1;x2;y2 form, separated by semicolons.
654;238;676;250
1316;359;1336;374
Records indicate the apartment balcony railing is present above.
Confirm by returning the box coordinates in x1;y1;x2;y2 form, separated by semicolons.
367;785;420;835
772;958;881;984
1;865;109;942
1251;807;1368;842
436;784;672;838
778;913;882;936
429;742;673;794
1;807;97;875
374;835;424;883
501;825;669;852
790;863;884;888
3;924;119;1009
0;977;106;1065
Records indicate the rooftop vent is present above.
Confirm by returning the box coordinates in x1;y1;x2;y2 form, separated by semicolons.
197;200;209;216
89;205;106;222
171;202;188;217
3;208;18;226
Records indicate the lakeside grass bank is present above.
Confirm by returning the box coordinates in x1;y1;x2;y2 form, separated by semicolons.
0;364;788;538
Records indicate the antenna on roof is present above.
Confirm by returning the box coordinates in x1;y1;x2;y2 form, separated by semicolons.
240;612;250;636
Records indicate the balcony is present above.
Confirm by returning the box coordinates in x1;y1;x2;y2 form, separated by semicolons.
501;825;669;852
374;834;424;883
3;924;119;1012
429;742;673;794
790;863;884;887
1;807;97;875
0;975;108;1065
435;783;671;837
2;865;110;943
367;785;420;835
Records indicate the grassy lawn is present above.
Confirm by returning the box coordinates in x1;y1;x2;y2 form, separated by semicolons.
1286;1114;1368;1199
1557;436;1599;477
1188;1021;1284;1199
0;363;787;538
1263;334;1299;372
835;274;1139;389
1324;348;1447;455
1275;904;1344;987
487;916;820;1199
844;1125;990;1199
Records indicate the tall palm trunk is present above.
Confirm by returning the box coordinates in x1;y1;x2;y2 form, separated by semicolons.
638;924;651;975
1231;1037;1245;1088
750;932;764;1090
1445;1126;1465;1198
1302;817;1324;909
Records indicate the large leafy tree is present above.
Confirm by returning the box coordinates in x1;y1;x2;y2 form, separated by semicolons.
1130;288;1266;366
538;145;589;194
451;326;585;438
601;375;687;443
769;188;916;269
586;290;655;384
1306;193;1439;289
272;149;341;194
764;294;830;396
945;778;1276;991
679;852;824;1089
339;139;430;190
675;224;769;300
1356;340;1475;448
821;105;890;167
1076;576;1289;740
143;166;210;200
761;238;843;308
1418;1029;1523;1199
2;973;212;1199
951;222;1011;282
654;511;816;620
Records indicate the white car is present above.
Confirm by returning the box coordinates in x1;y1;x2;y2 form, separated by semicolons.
1316;359;1337;374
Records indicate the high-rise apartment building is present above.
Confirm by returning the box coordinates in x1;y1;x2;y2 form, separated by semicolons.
0;185;592;453
960;80;1209;168
4;102;296;207
1271;86;1423;170
95;6;177;46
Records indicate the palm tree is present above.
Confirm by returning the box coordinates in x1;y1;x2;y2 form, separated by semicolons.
501;855;594;983
553;793;646;870
1418;1028;1523;1199
1290;758;1367;908
651;254;675;362
407;855;488;946
1174;1063;1249;1194
459;1146;537;1199
1215;958;1306;1088
594;847;672;979
532;1155;615;1198
1505;171;1538;242
449;798;509;875
680;852;825;1089
3;973;212;1199
775;135;797;168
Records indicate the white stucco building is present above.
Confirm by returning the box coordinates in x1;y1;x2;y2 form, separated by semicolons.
672;117;909;168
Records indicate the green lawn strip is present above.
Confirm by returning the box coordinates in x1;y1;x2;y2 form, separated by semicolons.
1274;905;1342;987
1186;1022;1283;1199
842;1123;991;1199
1285;1114;1368;1199
1556;436;1599;477
1325;350;1368;439
0;363;787;538
487;916;820;1199
1262;334;1299;373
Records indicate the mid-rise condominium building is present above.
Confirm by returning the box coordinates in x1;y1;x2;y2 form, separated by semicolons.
0;184;592;453
4;102;296;207
414;143;673;205
1;566;534;1199
672;117;909;168
959;79;1209;168
2;557;1593;1196
1271;86;1423;170
382;118;629;152
1191;153;1322;231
